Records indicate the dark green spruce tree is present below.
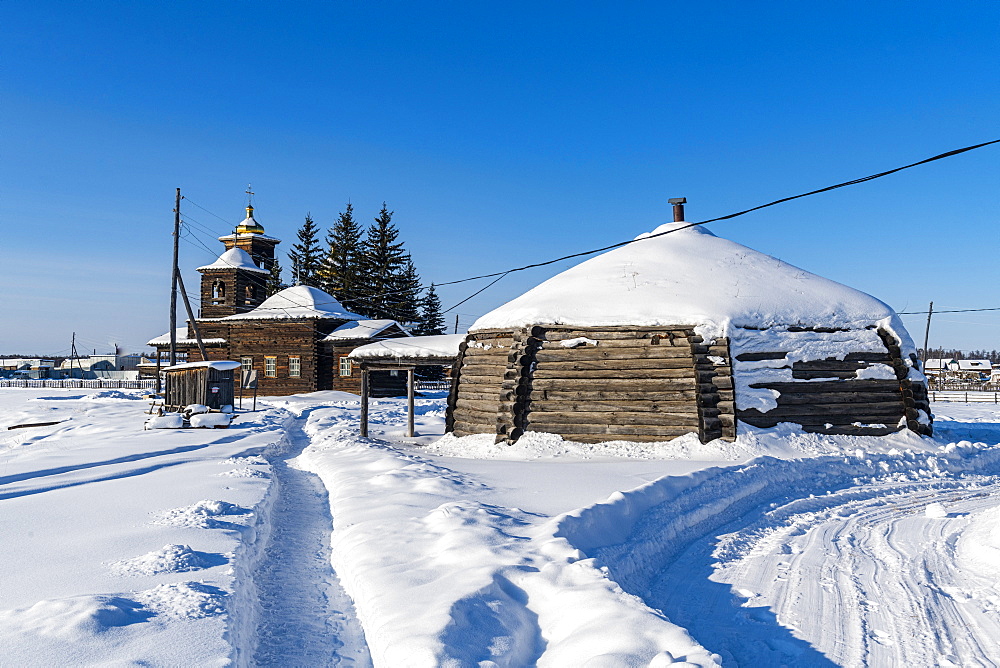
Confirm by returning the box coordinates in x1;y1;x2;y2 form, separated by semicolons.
287;214;323;287
414;283;447;380
265;257;286;296
414;284;445;336
319;203;364;312
357;203;409;319
391;255;423;326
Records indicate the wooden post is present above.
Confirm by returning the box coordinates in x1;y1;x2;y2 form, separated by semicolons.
921;301;933;365
407;367;415;437
169;188;181;366
174;270;208;360
360;366;369;437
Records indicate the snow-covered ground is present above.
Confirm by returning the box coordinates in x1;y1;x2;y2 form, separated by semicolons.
3;387;1000;666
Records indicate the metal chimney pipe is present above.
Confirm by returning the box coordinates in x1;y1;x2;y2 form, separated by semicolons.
668;197;687;222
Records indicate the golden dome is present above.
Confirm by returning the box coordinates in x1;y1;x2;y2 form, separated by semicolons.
235;204;266;235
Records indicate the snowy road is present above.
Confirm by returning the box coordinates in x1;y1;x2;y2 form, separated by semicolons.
251;410;371;667
645;470;1000;666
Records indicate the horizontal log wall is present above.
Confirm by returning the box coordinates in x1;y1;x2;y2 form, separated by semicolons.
522;326;711;443
447;331;516;437
735;328;931;437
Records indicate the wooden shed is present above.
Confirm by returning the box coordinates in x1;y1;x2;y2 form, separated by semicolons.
446;222;932;444
349;334;464;437
163;360;240;411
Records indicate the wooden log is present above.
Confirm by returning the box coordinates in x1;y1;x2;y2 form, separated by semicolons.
457;390;503;402
770;391;902;405
792;370;865;380
541;327;693;338
537;338;688;350
536;358;696;371
793;360;871;371
804;425;900;437
535;348;695;362
455;398;501;413
529;378;698;390
534;389;699;401
749;380;901;393
538;341;696;356
735;351;788;362
525;422;700;436
532;368;702;380
738;402;903;418
739;414;900;427
528;411;701;426
460;354;508;365
528;400;700;413
529;431;694;443
458;368;507;379
452;419;494;434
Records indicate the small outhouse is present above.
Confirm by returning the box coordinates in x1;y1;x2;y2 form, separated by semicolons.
163;360;240;411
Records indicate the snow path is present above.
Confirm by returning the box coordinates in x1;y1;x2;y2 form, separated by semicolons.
645;472;1000;666
251;410;372;667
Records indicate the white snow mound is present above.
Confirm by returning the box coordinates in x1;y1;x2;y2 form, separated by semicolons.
111;544;220;576
472;222;900;341
134;582;226;620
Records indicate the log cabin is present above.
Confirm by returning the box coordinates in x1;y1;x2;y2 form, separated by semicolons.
147;204;412;396
446;214;932;444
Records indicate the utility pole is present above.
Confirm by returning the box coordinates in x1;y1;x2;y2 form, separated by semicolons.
169;188;181;366
922;301;934;367
454;314;459;335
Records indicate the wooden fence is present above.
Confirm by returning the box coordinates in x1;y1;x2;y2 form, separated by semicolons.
0;379;157;390
415;380;451;391
930;390;1000;403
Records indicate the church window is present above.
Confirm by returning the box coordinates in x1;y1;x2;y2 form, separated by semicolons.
288;356;301;377
241;356;253;370
244;285;255;302
264;356;277;377
212;280;226;303
339;356;352;377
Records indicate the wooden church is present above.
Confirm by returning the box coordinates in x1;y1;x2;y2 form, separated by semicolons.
445;204;932;444
148;203;411;396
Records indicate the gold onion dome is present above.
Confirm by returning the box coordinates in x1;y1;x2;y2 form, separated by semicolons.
235;204;266;235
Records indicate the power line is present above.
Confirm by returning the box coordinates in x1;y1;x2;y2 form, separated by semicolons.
433;138;1000;288
898;307;1000;315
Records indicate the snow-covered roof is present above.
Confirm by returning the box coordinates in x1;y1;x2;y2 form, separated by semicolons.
217;232;280;242
324;319;410;342
472;222;903;341
957;360;991;370
197;247;268;274
221;285;364;321
923;359;952;370
146;329;228;347
348;333;465;361
162;360;241;372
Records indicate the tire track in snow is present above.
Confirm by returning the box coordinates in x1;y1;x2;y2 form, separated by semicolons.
652;477;1000;666
252;413;371;667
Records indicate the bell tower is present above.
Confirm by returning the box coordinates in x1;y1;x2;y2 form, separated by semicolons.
217;187;281;271
198;190;281;318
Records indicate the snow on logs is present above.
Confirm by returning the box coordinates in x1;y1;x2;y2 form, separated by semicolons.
447;326;735;444
445;324;930;444
446;221;931;444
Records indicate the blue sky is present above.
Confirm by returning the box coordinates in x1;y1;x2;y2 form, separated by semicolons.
2;2;999;355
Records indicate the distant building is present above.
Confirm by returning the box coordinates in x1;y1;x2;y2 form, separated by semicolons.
0;358;55;379
147;202;411;396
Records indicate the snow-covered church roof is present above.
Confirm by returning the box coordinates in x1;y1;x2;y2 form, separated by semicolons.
471;222;901;340
221;285;364;321
197;247;269;274
324;319;410;342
